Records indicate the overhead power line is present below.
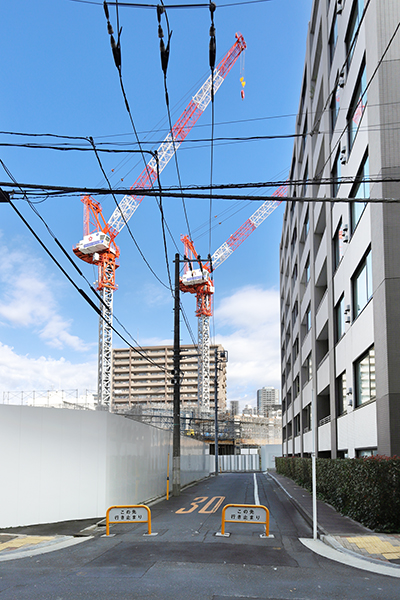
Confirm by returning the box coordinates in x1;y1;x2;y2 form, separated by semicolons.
71;0;271;8
3;175;400;202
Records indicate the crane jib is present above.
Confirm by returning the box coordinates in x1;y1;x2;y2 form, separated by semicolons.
76;33;247;410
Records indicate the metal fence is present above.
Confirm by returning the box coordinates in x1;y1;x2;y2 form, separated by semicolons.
1;389;97;410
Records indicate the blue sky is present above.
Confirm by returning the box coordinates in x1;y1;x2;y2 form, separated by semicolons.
0;0;312;408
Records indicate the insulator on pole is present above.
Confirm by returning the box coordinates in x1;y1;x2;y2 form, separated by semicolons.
103;1;110;20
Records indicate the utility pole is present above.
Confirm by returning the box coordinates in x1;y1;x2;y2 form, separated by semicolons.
172;253;181;496
311;387;317;539
214;349;228;476
214;347;219;475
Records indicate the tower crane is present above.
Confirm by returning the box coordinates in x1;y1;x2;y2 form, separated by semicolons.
73;33;247;408
180;184;288;414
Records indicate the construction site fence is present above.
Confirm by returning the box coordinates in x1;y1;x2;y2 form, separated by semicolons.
1;389;96;410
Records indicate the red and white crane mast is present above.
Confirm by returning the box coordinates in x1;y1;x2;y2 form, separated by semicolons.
73;34;247;408
180;185;287;414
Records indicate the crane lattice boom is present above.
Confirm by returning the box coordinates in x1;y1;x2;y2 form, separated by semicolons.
180;184;287;414
107;32;246;235
73;33;247;408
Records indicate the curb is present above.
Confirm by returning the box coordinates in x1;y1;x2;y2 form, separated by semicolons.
0;535;92;563
322;534;400;570
267;471;327;536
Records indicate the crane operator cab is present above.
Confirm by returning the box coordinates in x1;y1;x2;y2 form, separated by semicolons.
180;267;210;287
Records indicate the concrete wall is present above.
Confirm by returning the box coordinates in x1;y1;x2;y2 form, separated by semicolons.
0;404;210;528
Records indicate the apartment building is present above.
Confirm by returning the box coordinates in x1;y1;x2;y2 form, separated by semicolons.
280;0;400;458
112;344;227;413
257;386;280;416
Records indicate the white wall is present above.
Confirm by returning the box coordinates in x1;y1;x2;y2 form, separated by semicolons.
0;405;209;528
209;454;260;472
260;444;282;470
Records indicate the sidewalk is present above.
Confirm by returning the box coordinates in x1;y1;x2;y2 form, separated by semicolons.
0;518;98;562
269;471;400;569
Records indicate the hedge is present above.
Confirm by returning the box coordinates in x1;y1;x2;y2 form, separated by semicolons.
275;455;400;532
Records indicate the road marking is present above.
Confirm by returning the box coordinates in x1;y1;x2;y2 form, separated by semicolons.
176;497;208;514
198;496;225;514
253;472;260;505
176;496;226;514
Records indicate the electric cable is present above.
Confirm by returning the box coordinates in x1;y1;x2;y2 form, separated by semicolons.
156;1;193;245
208;1;216;256
314;13;400;185
71;0;272;8
4;173;392;197
0;162;170;373
310;0;372;138
103;1;181;256
88;136;171;289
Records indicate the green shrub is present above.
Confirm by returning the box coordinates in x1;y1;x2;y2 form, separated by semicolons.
276;455;400;532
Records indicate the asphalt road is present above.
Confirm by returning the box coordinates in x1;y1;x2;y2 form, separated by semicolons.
0;472;399;599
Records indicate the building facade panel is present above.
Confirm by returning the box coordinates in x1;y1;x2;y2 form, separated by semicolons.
280;0;400;458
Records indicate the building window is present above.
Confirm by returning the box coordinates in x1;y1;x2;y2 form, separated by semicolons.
292;262;298;283
350;152;369;232
352;248;372;318
354;346;375;407
335;295;345;342
294;414;301;437
291;227;297;256
299;71;307;119
302;404;311;433
304;255;311;284
346;0;364;69
301;116;308;159
356;448;377;458
330;79;340;133
293;375;300;398
290;200;296;221
336;371;347;416
306;305;312;332
301;161;308;197
329;12;338;67
293;337;299;362
287;390;292;407
292;300;299;328
286;357;292;377
331;147;341;198
303;353;313;386
303;209;309;239
333;220;345;270
348;60;367;150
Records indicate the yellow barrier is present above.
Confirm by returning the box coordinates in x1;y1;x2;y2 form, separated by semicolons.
220;504;270;537
106;505;152;536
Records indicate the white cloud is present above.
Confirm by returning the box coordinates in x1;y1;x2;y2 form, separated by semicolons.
137;286;281;411
0;342;96;395
214;286;280;408
0;236;92;352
